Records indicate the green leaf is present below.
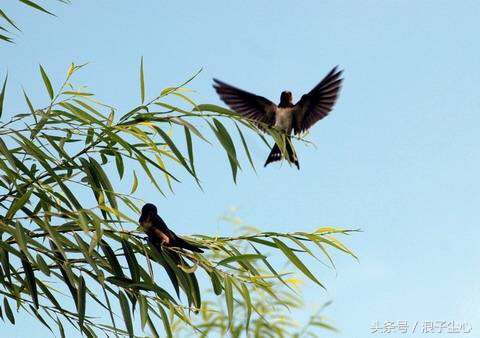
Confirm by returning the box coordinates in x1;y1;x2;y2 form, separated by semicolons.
14;222;31;259
66;63;75;77
158;304;173;338
272;238;325;289
19;0;55;16
239;283;252;332
0;249;11;283
37;281;63;312
29;304;53;333
138;294;148;330
100;241;124;277
208;271;223;296
39;65;54;100
210;119;240;182
121;240;140;282
310;321;338;332
3;298;14;324
77;276;86;330
0;74;7;118
235;123;256;172
154;127;195;177
224;276;234;330
184;126;197;181
0;10;20;31
88;157;118;209
118;290;134;338
147;315;160;338
6;189;32;219
217;254;266;266
21;258;39;309
37;254;50;276
0;138;18;171
22;90;36;121
130;170;138;194
56;317;66;338
0;34;13;43
195;103;236;116
114;152;124;179
140;57;145;104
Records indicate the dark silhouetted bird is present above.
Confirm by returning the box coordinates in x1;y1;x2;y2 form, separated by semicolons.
139;203;204;253
213;66;343;169
139;203;203;299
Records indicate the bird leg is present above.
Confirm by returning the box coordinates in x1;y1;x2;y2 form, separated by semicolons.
152;227;170;245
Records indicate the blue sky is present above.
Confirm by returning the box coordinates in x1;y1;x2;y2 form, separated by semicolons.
2;1;480;337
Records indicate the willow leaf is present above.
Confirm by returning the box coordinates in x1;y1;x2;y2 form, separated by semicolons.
3;298;14;324
158;305;173;338
21;258;39;309
217;254;266;266
224;275;234;330
140;57;145;104
77;276;86;330
272;238;325;289
19;0;55;16
119;290;134;338
0;74;6;118
39;65;54;100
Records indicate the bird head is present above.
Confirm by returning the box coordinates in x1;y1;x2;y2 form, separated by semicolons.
280;91;293;106
141;203;157;215
138;203;157;223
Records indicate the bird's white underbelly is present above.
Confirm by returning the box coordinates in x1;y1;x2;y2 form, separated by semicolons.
273;108;293;132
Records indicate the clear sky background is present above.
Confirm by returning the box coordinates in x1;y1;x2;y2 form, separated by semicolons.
1;1;480;337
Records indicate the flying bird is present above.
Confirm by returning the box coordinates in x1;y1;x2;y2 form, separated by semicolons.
213;66;343;169
139;203;204;253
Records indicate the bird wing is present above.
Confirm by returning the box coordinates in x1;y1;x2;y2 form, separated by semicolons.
293;67;343;134
213;79;276;130
153;214;169;231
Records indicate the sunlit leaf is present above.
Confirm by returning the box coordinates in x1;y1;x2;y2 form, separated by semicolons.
272;238;325;289
140;56;145;104
217;254;266;266
130;170;139;194
224;275;234;330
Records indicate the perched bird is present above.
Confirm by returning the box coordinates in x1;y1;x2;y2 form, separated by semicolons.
213;66;343;169
139;203;204;253
139;203;203;300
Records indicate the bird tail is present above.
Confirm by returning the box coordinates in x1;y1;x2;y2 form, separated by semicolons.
175;237;204;253
264;136;299;169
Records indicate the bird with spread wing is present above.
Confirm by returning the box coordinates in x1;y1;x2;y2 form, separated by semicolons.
213;66;343;169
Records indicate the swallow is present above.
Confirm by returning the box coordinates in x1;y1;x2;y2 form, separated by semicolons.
139;203;204;253
213;66;343;169
139;203;203;300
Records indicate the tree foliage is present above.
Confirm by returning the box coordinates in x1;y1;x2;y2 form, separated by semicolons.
0;62;357;337
1;0;70;43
